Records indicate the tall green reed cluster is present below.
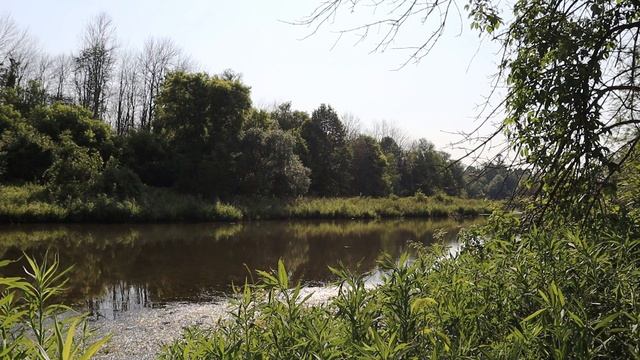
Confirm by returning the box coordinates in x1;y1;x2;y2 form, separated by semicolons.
0;184;492;223
0;254;108;359
161;212;639;359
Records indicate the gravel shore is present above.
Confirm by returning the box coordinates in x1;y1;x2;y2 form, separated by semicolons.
92;286;341;360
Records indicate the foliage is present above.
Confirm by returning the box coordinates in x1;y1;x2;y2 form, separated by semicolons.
349;135;391;196
92;157;144;199
154;71;252;197
271;102;310;131
238;128;310;197
0;184;491;223
0;254;109;359
301;104;352;196
494;0;640;221
1;61;480;202
0;120;54;182
161;216;640;359
464;160;523;200
233;194;492;220
44;133;103;201
118;130;176;187
399;139;464;197
0;184;66;222
618;142;640;224
30;103;114;159
0;104;20;135
380;136;404;194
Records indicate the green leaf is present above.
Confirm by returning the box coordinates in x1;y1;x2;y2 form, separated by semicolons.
523;308;547;322
594;313;620;330
277;259;288;288
78;335;111;360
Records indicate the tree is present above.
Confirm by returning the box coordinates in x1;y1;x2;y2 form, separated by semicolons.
301;104;351;196
73;13;116;119
271;102;309;131
119;130;176;187
618;142;640;222
112;52;139;135
93;157;144;199
0;15;29;68
370;119;407;149
239;128;310;197
30;103;114;159
50;54;73;102
0;120;53;182
349;135;390;196
341;112;362;142
400;139;449;196
138;38;182;130
380;136;404;194
45;132;102;200
270;102;310;159
463;161;522;199
154;71;251;197
245;108;278;130
301;0;640;222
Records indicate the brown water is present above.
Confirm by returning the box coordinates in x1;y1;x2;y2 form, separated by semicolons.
0;218;482;320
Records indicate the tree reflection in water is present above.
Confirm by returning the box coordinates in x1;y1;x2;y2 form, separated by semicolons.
0;219;483;319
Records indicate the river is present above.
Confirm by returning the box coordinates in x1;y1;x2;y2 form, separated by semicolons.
0;218;482;358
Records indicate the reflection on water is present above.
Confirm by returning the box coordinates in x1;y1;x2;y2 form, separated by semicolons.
0;219;482;319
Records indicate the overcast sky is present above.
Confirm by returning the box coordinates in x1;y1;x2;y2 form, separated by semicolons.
3;0;504;157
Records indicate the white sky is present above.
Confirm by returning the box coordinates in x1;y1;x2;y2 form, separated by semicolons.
3;0;505;158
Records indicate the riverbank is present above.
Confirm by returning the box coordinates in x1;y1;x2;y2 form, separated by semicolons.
93;286;343;360
0;184;495;223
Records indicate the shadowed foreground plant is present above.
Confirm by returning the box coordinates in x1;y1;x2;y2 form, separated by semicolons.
161;215;639;359
0;254;109;359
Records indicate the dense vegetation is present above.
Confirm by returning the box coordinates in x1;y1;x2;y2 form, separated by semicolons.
158;0;640;358
0;14;516;224
162;214;640;359
0;184;492;222
2;0;640;358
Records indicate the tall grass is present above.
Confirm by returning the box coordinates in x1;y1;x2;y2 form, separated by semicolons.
0;253;109;359
160;213;640;359
225;194;493;220
0;184;492;223
0;185;243;223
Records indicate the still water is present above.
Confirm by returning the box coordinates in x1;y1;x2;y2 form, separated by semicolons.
0;219;482;319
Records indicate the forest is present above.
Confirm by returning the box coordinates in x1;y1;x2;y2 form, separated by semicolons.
0;13;513;223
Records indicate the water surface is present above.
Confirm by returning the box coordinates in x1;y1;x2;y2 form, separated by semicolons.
0;219;482;320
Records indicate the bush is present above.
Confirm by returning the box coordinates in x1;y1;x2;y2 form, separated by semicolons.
93;157;144;199
30;103;115;158
0;120;54;182
44;132;103;200
119;130;177;187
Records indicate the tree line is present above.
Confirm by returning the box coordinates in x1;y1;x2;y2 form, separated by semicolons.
0;13;518;201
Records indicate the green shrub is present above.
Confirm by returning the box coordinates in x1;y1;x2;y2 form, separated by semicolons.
92;157;144;199
0;120;54;182
414;190;426;201
45;133;102;200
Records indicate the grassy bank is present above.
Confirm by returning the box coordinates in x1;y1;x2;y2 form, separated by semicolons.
0;184;494;223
